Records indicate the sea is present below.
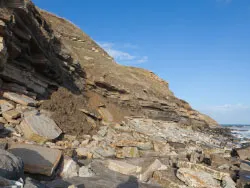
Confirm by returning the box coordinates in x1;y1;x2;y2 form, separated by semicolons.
222;124;250;144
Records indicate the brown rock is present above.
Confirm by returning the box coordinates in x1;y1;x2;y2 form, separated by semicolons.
176;168;221;188
177;161;230;180
0;100;14;114
2;110;21;122
9;144;62;176
153;170;188;188
210;153;229;167
236;146;250;160
116;147;140;158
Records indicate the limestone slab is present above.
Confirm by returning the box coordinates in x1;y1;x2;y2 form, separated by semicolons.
3;92;38;106
9;144;62;176
177;168;221;188
107;160;141;175
20;114;62;143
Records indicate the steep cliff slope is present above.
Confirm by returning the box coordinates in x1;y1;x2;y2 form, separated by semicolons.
40;10;219;129
0;0;218;137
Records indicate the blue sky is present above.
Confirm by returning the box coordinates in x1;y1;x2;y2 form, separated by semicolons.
33;0;250;124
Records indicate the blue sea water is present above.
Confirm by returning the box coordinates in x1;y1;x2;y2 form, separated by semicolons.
222;124;250;142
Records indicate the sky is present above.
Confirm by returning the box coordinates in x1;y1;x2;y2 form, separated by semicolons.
33;0;250;124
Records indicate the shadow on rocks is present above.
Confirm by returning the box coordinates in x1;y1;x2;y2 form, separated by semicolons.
117;176;139;188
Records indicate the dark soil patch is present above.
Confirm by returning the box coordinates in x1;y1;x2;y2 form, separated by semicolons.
40;88;98;137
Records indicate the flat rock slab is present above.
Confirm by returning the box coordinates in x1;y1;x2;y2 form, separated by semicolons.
177;168;221;188
3;92;38;106
9;144;62;176
20;114;62;143
107;160;141;175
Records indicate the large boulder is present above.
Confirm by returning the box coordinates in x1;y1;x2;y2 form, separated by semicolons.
9;144;62;176
0;149;24;180
20;114;62;143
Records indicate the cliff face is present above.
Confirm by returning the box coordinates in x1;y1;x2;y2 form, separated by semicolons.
0;0;218;134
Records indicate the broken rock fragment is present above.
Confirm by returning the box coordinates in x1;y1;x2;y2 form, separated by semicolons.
0;100;14;114
9;144;62;176
3;92;38;107
107;160;141;175
176;168;221;188
140;159;167;182
20;114;62;143
2;109;21;122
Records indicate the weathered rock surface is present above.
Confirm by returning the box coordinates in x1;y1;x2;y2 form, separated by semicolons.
177;168;221;188
140;159;167;182
0;149;24;180
236;146;250;160
3;92;38;107
107;160;142;175
60;157;79;178
9;144;62;176
20;114;62;143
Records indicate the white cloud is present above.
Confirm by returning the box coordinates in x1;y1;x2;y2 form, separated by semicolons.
105;48;136;61
137;56;148;63
98;42;148;64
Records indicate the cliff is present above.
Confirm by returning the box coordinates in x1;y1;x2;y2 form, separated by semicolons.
0;0;218;137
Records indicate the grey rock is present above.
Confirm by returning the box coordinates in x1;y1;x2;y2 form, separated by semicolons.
94;147;115;158
24;177;47;188
0;176;23;188
9;144;62;176
0;149;24;180
107;160;142;175
139;159;167;182
78;166;95;177
221;175;236;188
0;142;7;150
60;157;79;178
20;114;62;143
